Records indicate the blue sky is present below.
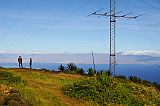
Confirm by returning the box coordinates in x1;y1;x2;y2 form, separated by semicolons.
0;0;160;54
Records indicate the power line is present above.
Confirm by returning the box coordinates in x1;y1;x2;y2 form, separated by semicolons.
0;0;31;41
123;0;160;68
134;21;160;70
123;0;159;51
136;20;159;51
0;0;92;59
8;0;93;52
140;0;160;12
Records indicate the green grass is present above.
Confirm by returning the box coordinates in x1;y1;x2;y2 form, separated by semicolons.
63;72;160;106
0;68;160;106
0;68;92;106
0;69;26;85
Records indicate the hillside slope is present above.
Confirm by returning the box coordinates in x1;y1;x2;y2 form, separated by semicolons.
0;68;160;106
0;68;95;106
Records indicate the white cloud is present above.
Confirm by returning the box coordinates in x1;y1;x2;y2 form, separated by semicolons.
122;50;160;57
0;50;52;55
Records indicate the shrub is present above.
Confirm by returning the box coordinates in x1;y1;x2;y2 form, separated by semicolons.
0;66;4;68
97;70;112;76
96;71;112;87
64;68;85;75
141;79;152;87
63;74;144;105
41;68;50;72
128;76;156;87
87;68;94;76
153;82;160;90
64;63;85;75
58;64;65;72
115;75;127;80
67;63;77;71
128;76;142;83
76;68;85;75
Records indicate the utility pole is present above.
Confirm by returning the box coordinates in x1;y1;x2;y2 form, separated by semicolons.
88;0;143;76
91;50;96;74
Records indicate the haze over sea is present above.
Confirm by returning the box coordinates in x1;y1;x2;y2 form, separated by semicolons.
0;63;159;84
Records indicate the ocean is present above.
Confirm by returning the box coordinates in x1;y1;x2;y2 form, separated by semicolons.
0;63;160;84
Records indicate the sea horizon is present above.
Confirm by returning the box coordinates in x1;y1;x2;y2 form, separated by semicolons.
0;63;160;84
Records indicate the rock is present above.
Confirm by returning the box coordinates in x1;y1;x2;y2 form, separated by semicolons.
10;89;20;95
0;95;5;105
8;100;19;106
5;93;21;103
1;85;31;106
12;93;21;101
20;97;32;106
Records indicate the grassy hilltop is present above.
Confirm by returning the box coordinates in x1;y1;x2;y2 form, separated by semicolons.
0;67;160;106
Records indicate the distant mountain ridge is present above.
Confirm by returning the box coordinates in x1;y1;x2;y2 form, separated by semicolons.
0;52;160;64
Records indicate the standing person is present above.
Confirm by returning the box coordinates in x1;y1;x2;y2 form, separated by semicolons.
18;56;23;68
29;58;32;69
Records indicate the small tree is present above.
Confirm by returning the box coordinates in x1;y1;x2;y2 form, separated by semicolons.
77;68;85;75
87;68;94;76
58;64;65;72
67;63;77;71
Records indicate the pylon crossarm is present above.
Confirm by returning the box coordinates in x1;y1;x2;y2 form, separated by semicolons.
88;0;144;76
88;13;144;20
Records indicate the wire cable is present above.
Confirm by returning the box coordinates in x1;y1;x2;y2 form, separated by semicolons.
136;20;159;51
123;0;160;67
0;0;31;41
0;0;95;61
11;0;93;50
0;0;31;59
140;0;160;12
123;0;159;51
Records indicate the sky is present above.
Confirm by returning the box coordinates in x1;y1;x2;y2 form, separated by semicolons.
0;0;160;54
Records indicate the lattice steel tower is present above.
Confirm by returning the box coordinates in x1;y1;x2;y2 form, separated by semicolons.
88;0;143;76
109;0;116;75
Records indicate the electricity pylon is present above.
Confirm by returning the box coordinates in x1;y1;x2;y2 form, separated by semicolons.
88;0;144;76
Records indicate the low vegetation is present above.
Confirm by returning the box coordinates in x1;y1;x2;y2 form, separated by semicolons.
115;75;160;90
0;68;91;106
0;69;26;85
87;68;95;76
58;63;85;74
63;71;160;106
0;64;160;106
64;72;133;105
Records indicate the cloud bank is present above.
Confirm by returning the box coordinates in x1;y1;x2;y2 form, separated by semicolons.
122;50;160;57
0;50;160;64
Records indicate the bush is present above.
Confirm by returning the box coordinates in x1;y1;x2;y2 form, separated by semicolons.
128;76;155;87
128;76;142;83
0;66;4;68
87;68;94;76
153;82;160;90
41;68;50;72
64;63;85;75
63;73;144;105
64;68;85;75
97;70;111;76
67;63;77;71
76;68;85;75
58;64;65;72
115;75;127;80
96;71;112;87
